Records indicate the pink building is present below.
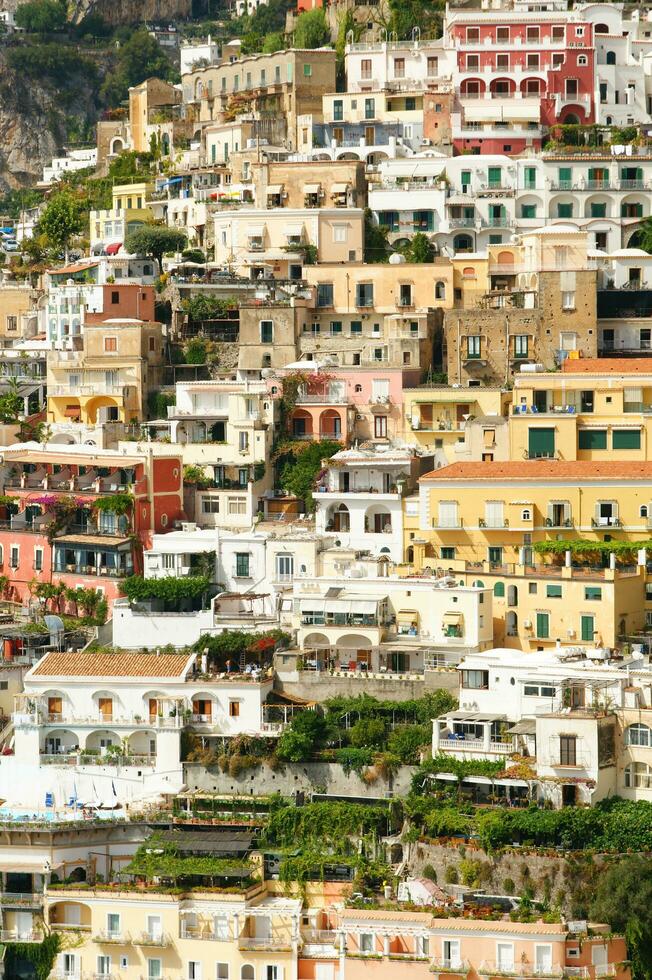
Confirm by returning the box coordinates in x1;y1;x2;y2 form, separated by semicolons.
448;13;595;155
269;365;421;446
337;908;629;980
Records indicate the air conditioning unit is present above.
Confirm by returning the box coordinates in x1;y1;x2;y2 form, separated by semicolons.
523;619;532;629
356;413;364;420
181;522;197;532
180;566;191;576
421;138;432;146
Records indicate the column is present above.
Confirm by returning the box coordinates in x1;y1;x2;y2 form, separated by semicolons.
383;935;390;957
483;723;491;752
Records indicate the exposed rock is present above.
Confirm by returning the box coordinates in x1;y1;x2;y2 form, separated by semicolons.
67;0;192;25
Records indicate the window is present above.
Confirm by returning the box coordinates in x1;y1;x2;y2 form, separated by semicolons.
546;585;562;598
227;497;247;516
374;415;387;439
104;336;117;352
364;98;375;119
6;315;17;331
148;960;162;980
536;612;549;638
276;554;294;582
488;546;502;565
229;700;241;717
330;321;342;335
443;940;461;970
494;582;505;597
201;497;220;514
189;964;202;980
241;968;255;980
239;431;249;452
521;204;537;219
461;669;489;690
33;548;43;572
427;56;438;75
528;427;555;458
557;203;573;219
514;335;529;358
466;335;481;359
524;684;557;698
107;913;120;937
625;762;652;788
350;321;362;334
355;283;374;307
580;614;595;642
217;966;229;980
361;58;372;79
333;99;343;121
441;547;455;560
9;546;18;569
560;735;577;766
235;553;250;578
149;336;156;352
333;224;347;244
562;290;576;310
613;429;641;450
111;290;120;305
578;429;607;450
626;723;652;747
585;587;602;601
394;57;405;77
303;63;312;76
97;956;111;978
317;283;333;307
260;320;273;343
360;934;374;953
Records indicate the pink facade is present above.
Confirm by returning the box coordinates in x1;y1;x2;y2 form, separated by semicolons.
452;18;595;154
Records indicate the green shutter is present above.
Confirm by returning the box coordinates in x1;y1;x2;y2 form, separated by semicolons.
493;582;505;597
536;613;549;638
581;615;595;642
461;171;471;186
528;428;555;458
578;429;607;450
522;204;536;219
557;203;573;218
613;429;641;450
590;203;606;218
558;167;572;186
584;587;602;601
524;166;536;187
546;585;562;598
488;166;502;186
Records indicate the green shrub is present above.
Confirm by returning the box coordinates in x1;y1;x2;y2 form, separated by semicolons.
349;716;387;749
503;877;515;894
422;864;437;882
444;865;459;884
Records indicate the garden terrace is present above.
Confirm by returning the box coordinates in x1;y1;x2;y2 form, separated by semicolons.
123;836;257;889
2;450;146;497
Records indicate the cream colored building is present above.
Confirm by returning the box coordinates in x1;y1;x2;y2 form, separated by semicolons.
47;317;164;425
213;207;364;277
402;385;510;461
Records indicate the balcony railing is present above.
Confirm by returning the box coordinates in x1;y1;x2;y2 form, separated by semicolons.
93;931;131;944
0;929;44;942
479;963;563;978
1;892;43;905
430;959;471;974
133;932;171;946
238;937;293;951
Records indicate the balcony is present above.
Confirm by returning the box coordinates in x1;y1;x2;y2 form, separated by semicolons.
1;892;43;906
0;929;44;942
478;518;509;529
133;931;171;947
430;960;471;975
180;925;217;940
94;930;131;944
432;519;464;529
438;738;513;756
591;517;622;528
479;963;563;978
238;937;293;951
295;392;349;405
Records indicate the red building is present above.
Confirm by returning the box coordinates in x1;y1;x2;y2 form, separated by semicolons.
0;445;184;609
87;283;156;324
448;13;595;155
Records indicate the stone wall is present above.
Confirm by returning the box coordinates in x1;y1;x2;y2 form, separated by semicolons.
184;761;418;798
274;668;459;702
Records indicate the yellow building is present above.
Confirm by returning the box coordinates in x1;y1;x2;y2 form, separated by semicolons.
511;357;652;461
47;318;164;424
402;385;509;460
90;182;153;250
409;459;652;649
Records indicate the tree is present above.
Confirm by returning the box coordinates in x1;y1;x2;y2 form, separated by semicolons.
401;232;435;263
364;209;390;263
36;192;83;257
15;0;66;32
125;223;187;272
638;216;652;255
262;31;285;53
591;856;652;980
0;378;23;424
100;29;178;107
279;439;341;509
294;8;330;48
349;717;387;749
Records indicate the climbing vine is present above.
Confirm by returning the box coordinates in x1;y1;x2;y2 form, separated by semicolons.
5;934;61;980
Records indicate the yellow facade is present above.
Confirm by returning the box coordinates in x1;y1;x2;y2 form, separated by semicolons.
401;385;509;458
47;320;164;424
90;182;153;248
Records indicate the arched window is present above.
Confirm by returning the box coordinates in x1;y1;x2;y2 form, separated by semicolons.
522;508;531;521
641;505;648;519
435;281;446;300
625;762;652;788
462;267;476;278
578;55;587;66
473;579;484;588
626;723;652;747
242;967;255;980
595;23;609;33
355;384;363;392
606;51;616;65
493;582;505;597
506;611;518;636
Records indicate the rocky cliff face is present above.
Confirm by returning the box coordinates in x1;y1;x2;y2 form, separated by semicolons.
68;0;192;25
0;54;103;191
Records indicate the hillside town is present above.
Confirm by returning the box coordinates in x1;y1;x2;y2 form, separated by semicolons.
2;0;652;975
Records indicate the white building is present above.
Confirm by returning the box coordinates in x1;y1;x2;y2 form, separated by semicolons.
6;649;279;806
314;446;433;562
431;643;652;806
42;148;97;187
180;35;221;75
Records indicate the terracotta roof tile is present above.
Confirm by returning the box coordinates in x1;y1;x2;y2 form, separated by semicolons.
32;651;192;679
419;461;652;481
341;910;565;935
562;358;652;374
342;909;434;923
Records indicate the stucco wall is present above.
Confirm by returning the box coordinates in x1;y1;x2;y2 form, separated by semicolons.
184;760;418;797
273;668;459;702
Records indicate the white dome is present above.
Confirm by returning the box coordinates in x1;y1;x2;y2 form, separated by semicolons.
389;253;406;264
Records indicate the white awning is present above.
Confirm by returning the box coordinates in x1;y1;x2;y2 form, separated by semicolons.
299;598;326;611
304;183;321;194
494;778;530;788
443;612;463;625
285;224;304;236
331;183;350;194
267;184;284;195
433;772;458;782
462;775;494;785
246;225;264;237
